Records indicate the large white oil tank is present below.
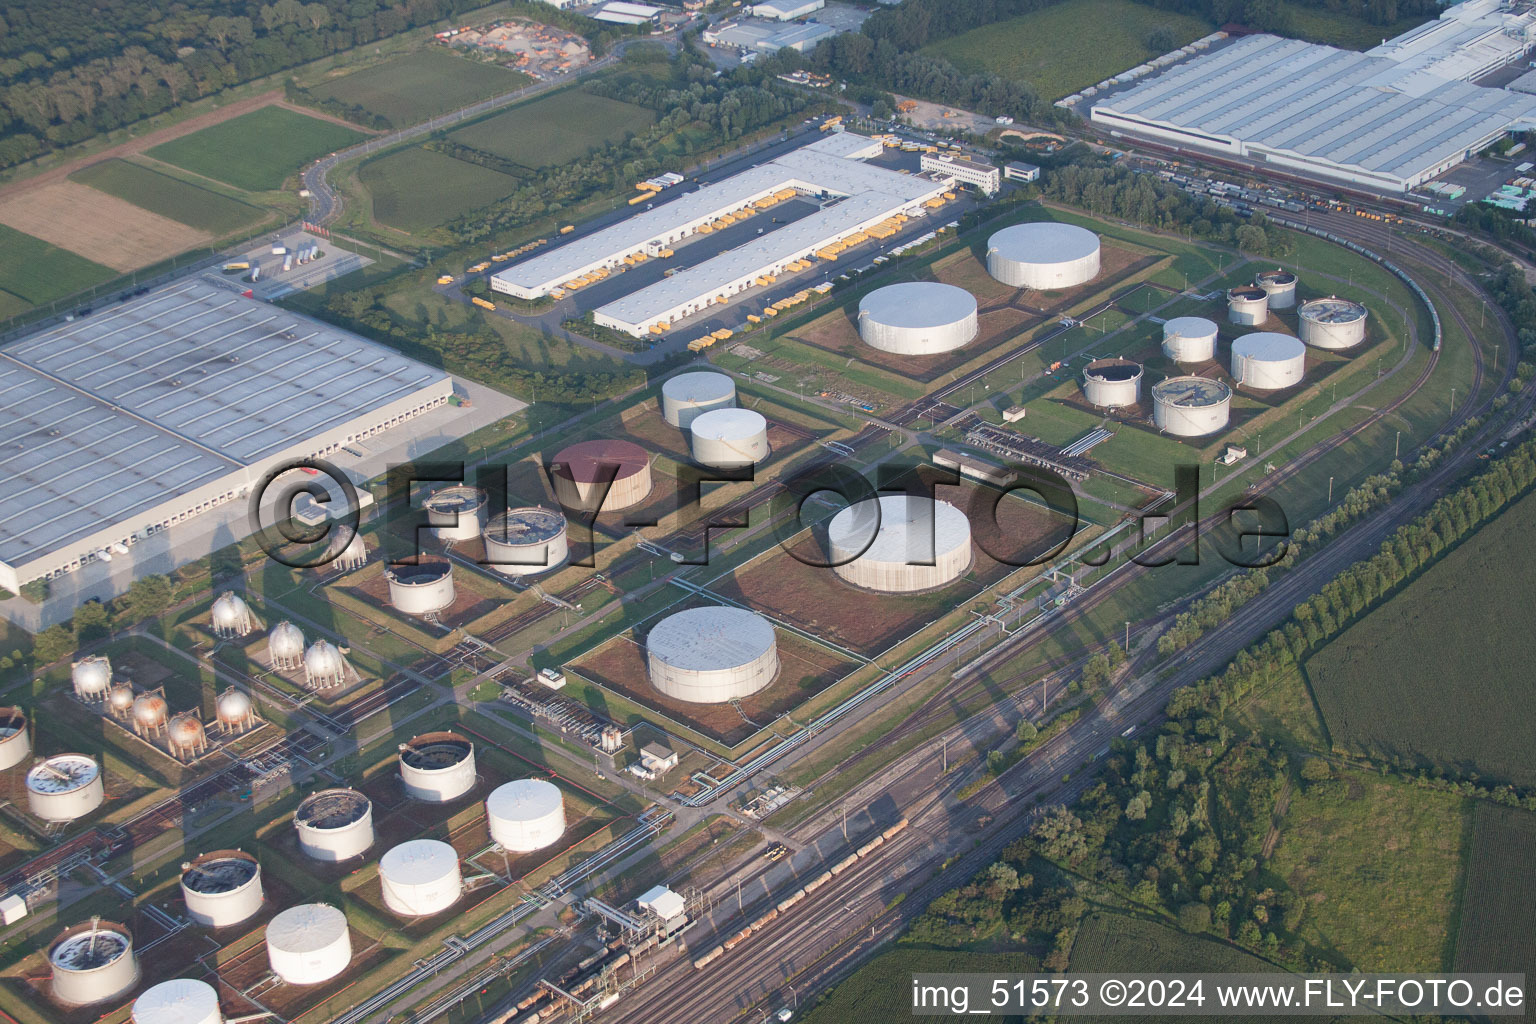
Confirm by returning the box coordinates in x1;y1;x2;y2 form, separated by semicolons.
1254;268;1298;309
27;754;104;822
1227;285;1269;326
646;606;779;703
302;640;352;690
215;689;257;734
265;904;351;985
424;485;487;542
484;507;568;577
1152;376;1232;437
210;592;255;638
378;840;462;917
486;778;566;852
1298;296;1368;350
399;732;477;803
1232;332;1306;391
1082;358;1143;408
133;979;222;1024
1161;316;1218;363
661;371;736;429
856;282;978;354
550;440;652;512
49;920;139;1006
268;621;305;671
986;222;1100;289
828;494;972;593
385;561;455;616
180;850;264;929
71;656;111;701
690;408;770;468
0;707;30;771
294;788;374;862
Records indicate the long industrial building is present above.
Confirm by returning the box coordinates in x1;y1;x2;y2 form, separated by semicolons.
492;133;952;336
0;280;452;594
1089;0;1536;192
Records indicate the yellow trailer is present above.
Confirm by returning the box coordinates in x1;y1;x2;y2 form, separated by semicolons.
472;296;497;310
560;225;575;234
437;274;454;284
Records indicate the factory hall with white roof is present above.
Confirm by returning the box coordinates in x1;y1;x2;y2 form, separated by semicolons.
1089;0;1536;192
491;131;955;337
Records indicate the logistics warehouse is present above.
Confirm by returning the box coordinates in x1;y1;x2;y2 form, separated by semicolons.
490;132;955;337
0;281;452;594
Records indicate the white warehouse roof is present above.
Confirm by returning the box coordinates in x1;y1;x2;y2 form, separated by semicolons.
1091;29;1536;192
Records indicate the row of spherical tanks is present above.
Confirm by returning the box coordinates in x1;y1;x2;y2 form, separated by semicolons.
51;736;572;1011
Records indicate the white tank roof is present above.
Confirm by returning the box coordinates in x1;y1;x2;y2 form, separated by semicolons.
662;371;735;405
647;606;776;672
1163;316;1218;339
988;221;1099;263
827;494;970;565
133;979;221;1024
27;754;99;793
380;840;459;886
1231;332;1306;361
266;903;348;954
486;778;563;822
689;408;767;443
858;281;976;329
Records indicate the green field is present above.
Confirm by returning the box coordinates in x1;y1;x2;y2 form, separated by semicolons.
1273;2;1432;49
0;224;116;314
146;106;367;192
71;159;265;235
922;0;1212;100
1304;486;1536;789
358;147;523;232
306;50;532;128
1454;804;1536;981
801;950;1041;1023
1266;772;1466;971
447;89;655;168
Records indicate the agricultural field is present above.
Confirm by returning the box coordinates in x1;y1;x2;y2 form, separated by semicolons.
922;0;1213;100
1266;771;1467;972
147;106;367;192
1304;486;1536;789
0;223;116;316
1272;2;1433;49
359;146;523;232
71;159;266;235
305;49;532;127
0;180;212;273
1069;912;1278;974
1453;804;1536;982
447;89;655;169
801;950;1043;1024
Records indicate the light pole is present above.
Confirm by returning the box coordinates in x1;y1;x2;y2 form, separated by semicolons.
1328;475;1334;503
1395;430;1401;459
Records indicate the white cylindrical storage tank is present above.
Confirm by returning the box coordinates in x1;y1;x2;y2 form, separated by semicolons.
856;282;977;354
484;507;569;577
1254;268;1298;309
302;640;352;690
268;621;305;671
986;222;1100;289
486;778;566;852
1227;285;1269;326
294;788;374;862
50;921;138;1005
690;409;770;469
1298;296;1367;350
828;494;972;593
1152;376;1232;437
378;839;462;917
0;707;30;771
265;904;351;986
550;440;652;512
71;656;111;701
1082;358;1143;409
661;371;736;429
424;485;487;543
385;561;455;615
1161;316;1218;363
27;754;104;822
133;979;222;1024
180;849;264;928
398;732;477;803
646;606;779;703
1231;332;1306;391
209;592;254;638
